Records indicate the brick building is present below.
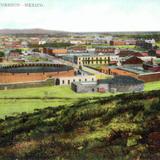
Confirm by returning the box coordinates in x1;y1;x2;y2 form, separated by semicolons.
122;56;144;67
156;50;160;58
43;48;67;55
118;49;148;57
95;47;115;54
110;40;126;46
69;46;87;53
143;63;160;72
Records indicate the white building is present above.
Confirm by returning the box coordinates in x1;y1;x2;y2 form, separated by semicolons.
54;75;96;85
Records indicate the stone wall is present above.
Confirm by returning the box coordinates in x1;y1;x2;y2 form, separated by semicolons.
109;83;144;93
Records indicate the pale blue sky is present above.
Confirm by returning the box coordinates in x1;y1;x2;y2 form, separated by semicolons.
0;0;160;31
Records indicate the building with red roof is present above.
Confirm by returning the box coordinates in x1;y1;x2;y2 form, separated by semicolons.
122;56;144;67
156;50;160;58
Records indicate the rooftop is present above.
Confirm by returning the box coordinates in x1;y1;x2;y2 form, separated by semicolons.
72;81;97;85
96;46;116;49
108;65;152;74
0;63;73;73
98;76;144;85
75;53;116;57
118;66;151;74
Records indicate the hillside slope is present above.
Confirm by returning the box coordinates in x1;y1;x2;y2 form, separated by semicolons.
0;91;160;160
0;29;68;35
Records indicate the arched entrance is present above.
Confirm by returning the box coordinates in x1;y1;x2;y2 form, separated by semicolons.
55;78;60;85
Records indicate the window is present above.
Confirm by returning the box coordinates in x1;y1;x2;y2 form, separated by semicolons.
62;80;65;84
73;79;75;82
68;80;70;84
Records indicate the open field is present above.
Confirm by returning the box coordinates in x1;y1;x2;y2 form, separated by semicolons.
156;41;160;47
144;81;160;91
0;80;160;118
87;44;136;49
0;86;112;118
114;45;135;49
0;85;112;98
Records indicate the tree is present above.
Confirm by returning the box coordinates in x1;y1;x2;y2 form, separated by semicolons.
79;65;82;70
0;51;5;57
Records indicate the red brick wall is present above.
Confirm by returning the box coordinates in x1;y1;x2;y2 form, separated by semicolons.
101;67;138;78
138;73;160;82
110;41;126;46
101;66;160;82
0;70;74;84
43;48;67;55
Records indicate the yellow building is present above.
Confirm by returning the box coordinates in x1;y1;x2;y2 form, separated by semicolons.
74;55;110;65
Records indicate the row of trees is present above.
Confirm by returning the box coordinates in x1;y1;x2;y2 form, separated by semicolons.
114;33;160;41
29;42;73;48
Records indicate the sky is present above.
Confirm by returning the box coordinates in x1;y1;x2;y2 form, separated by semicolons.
0;0;160;32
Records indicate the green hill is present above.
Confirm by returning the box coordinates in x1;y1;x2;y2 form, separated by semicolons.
0;90;160;160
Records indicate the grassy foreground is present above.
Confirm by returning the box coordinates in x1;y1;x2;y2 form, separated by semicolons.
0;90;160;159
0;86;112;118
0;80;160;118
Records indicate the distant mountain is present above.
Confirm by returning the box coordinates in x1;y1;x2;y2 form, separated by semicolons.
0;29;159;36
0;29;70;35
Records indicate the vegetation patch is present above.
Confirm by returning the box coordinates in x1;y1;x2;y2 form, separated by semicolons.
0;90;160;159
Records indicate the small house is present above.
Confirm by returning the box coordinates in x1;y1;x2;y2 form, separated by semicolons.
71;81;97;93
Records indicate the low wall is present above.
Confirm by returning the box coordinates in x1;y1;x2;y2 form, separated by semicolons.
138;73;160;82
0;78;55;90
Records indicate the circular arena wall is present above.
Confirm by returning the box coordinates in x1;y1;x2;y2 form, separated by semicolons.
0;63;75;84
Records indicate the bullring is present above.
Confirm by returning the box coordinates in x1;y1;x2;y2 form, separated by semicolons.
0;63;75;84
